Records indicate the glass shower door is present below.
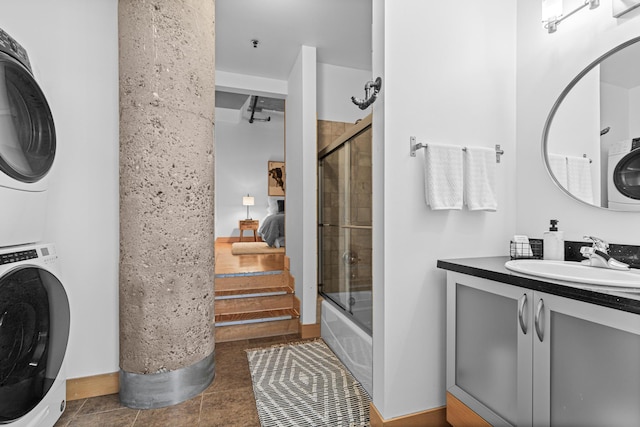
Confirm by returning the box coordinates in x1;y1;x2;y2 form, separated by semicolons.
319;126;372;334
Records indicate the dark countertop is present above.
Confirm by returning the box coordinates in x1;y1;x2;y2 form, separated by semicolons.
437;256;640;316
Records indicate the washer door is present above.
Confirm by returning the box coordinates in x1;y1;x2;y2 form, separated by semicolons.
613;148;640;200
0;267;69;423
0;51;55;183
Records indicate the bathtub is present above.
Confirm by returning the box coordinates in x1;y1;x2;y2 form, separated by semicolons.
321;296;372;397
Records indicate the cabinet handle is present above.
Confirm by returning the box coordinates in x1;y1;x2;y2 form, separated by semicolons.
518;294;528;334
535;298;545;342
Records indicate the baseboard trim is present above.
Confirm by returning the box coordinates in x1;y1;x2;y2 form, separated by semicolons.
67;372;119;401
300;322;321;339
369;402;448;427
297;294;320;338
446;391;491;427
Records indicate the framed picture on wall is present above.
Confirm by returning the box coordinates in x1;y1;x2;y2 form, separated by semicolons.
268;161;285;196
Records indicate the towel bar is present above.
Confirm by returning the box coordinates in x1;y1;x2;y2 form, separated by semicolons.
409;136;505;163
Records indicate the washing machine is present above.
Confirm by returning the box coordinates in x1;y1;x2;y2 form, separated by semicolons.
0;28;56;247
0;243;69;427
608;138;640;211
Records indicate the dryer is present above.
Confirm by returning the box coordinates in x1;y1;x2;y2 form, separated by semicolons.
608;138;640;211
0;28;56;247
0;243;69;427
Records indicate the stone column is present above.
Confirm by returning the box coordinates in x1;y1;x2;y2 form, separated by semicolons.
118;0;215;409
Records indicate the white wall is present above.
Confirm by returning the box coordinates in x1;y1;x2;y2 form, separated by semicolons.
214;110;284;237
2;1;120;379
516;0;640;242
547;68;600;203
371;0;386;417
317;62;371;123
602;81;631;144
372;0;517;419
285;45;318;325
601;80;630;204
630;85;640;136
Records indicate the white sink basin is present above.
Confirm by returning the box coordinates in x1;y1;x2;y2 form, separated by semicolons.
505;259;640;288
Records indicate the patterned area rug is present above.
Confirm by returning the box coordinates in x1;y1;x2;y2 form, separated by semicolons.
246;340;371;427
231;242;285;255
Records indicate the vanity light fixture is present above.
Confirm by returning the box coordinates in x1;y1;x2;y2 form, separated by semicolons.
243;194;255;219
613;0;640;18
543;0;600;33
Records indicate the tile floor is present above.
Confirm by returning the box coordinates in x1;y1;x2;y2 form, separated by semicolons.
54;334;303;427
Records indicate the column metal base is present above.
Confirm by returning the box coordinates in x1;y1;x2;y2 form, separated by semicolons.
119;351;215;409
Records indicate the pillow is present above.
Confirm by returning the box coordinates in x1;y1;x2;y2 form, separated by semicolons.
277;199;285;213
267;197;283;215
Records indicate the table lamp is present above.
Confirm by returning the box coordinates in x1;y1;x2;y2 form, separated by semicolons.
243;194;254;219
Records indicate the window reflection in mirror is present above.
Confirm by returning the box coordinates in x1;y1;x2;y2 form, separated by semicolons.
543;37;640;211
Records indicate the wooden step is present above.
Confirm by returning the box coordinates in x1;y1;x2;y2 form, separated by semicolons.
215;293;295;315
215;307;300;325
215;271;292;297
215;319;300;343
214;270;299;342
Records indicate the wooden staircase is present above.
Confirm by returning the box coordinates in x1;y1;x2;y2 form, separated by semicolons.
214;269;300;342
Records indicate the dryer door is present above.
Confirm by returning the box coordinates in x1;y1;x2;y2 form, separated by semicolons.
0;51;55;183
613;148;640;200
0;267;69;423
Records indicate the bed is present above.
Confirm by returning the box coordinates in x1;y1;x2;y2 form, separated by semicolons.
258;198;285;247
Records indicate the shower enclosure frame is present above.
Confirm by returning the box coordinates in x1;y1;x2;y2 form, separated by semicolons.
318;115;373;395
317;115;373;336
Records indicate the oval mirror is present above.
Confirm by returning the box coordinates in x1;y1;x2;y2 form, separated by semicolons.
543;36;640;211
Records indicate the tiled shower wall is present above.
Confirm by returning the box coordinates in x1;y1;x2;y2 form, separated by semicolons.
317;120;355;153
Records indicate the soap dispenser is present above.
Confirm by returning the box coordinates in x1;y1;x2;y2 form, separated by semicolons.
543;219;564;261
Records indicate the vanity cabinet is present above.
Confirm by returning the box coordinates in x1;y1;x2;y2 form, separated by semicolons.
446;272;640;427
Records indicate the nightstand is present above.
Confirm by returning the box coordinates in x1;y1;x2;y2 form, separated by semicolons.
239;219;259;242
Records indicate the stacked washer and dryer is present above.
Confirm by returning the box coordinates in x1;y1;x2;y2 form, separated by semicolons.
608;138;640;210
0;28;70;426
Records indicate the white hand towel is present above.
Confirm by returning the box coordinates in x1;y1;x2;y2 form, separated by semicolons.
548;154;568;188
422;144;463;210
463;146;498;211
566;155;593;204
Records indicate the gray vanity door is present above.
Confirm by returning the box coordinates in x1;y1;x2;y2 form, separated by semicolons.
446;273;533;427
532;292;640;427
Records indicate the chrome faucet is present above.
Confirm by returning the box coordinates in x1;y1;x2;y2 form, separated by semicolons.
580;236;630;271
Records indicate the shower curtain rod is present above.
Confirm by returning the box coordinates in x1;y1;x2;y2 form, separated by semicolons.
409;136;505;163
